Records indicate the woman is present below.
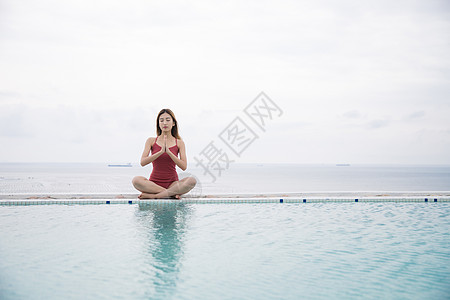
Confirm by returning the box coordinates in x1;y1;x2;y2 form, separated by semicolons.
132;108;197;199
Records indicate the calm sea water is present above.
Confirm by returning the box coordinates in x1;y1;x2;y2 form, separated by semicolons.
0;163;449;195
0;203;449;299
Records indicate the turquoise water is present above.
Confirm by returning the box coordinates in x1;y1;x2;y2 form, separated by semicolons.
1;203;449;299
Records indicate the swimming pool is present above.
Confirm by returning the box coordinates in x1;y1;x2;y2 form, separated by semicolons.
0;202;449;299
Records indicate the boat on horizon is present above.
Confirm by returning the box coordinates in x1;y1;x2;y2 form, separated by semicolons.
108;163;132;167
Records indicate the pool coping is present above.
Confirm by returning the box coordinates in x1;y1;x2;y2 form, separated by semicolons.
1;192;450;205
1;191;450;199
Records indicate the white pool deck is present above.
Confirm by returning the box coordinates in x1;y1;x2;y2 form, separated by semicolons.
1;192;450;205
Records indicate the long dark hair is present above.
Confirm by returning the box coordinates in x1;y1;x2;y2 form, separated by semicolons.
156;108;181;139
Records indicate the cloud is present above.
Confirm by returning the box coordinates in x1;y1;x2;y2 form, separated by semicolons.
403;110;426;121
0;90;21;100
0;104;35;137
0;102;157;140
338;110;392;131
366;119;391;130
342;110;362;119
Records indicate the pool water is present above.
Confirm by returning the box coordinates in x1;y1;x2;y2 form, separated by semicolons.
1;203;449;299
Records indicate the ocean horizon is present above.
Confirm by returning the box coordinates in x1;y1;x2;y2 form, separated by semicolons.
1;162;449;197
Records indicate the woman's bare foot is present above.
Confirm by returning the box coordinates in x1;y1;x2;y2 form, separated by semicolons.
139;192;180;200
138;192;159;199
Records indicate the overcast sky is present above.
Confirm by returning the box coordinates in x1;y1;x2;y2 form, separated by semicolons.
1;0;449;165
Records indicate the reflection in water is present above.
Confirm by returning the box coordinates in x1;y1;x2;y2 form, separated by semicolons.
135;203;191;299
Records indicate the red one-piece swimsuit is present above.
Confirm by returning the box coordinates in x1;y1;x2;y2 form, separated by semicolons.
149;136;179;188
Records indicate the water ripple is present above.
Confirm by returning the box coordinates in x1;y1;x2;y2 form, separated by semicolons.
1;203;449;299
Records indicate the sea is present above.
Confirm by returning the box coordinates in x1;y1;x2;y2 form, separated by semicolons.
0;163;449;196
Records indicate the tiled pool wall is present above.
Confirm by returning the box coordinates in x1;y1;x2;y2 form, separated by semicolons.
1;197;449;206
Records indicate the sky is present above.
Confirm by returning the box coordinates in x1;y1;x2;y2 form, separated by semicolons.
1;0;449;165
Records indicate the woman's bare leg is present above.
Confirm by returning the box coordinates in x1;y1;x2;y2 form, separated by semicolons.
144;177;197;199
132;176;166;198
138;192;162;199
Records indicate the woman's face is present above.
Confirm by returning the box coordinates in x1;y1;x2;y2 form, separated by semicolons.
159;112;174;133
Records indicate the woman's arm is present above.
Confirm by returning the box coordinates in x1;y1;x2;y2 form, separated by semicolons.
166;138;187;171
140;137;164;167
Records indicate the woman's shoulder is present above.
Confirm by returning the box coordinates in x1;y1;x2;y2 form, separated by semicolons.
176;138;185;147
146;137;158;145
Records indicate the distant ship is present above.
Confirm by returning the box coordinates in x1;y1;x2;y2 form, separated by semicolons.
108;163;132;167
336;164;351;167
